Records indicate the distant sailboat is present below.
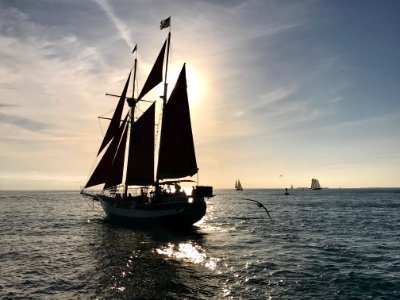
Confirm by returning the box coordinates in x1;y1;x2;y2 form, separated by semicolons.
310;178;322;190
80;18;213;227
235;179;243;191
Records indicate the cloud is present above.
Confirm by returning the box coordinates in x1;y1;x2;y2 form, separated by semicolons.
94;0;134;49
0;111;49;131
0;103;16;108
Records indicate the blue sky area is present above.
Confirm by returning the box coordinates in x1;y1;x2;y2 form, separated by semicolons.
0;0;399;189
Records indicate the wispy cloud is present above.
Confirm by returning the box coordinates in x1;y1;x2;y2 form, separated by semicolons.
0;103;17;108
327;96;344;104
94;0;134;49
0;111;49;131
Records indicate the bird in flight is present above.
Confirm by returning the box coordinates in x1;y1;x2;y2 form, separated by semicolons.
243;198;272;220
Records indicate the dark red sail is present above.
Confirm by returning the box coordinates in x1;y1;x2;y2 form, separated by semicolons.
104;121;129;189
85;114;128;188
126;102;156;185
137;39;167;100
97;71;131;155
157;64;198;180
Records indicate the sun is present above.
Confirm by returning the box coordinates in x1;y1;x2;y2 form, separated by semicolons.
154;65;202;105
185;67;202;104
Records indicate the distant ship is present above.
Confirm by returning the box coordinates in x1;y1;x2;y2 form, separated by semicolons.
310;178;322;190
81;18;213;227
235;179;243;191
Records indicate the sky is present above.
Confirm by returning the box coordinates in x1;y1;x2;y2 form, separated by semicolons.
0;0;399;190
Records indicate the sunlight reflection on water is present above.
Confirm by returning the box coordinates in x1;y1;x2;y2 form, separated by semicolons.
156;242;219;270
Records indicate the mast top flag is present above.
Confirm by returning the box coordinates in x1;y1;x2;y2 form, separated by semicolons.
160;17;171;30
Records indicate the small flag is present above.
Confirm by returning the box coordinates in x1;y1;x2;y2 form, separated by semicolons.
160;17;171;30
132;44;137;53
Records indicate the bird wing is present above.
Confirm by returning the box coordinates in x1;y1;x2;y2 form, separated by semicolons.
243;198;272;220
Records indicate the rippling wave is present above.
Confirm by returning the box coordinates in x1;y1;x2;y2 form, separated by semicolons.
0;189;399;299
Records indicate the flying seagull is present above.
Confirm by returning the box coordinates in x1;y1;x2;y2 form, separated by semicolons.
243;198;272;220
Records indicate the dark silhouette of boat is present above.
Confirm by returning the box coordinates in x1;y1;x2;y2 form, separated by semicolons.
81;18;213;227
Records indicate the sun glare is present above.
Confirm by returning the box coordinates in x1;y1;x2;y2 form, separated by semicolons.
186;67;202;104
153;65;202;105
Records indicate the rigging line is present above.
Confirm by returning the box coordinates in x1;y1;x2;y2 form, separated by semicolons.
97;117;105;137
82;150;102;190
97;108;116;137
82;196;103;214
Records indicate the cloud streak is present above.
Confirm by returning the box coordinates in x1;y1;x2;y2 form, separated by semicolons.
0;112;49;131
94;0;134;49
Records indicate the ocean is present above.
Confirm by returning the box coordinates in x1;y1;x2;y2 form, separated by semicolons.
0;188;399;299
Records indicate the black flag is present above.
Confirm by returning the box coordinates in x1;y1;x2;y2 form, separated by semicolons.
160;17;171;30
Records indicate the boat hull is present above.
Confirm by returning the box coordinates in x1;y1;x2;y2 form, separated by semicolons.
96;195;206;227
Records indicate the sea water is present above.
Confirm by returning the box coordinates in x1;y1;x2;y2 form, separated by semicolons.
0;189;399;299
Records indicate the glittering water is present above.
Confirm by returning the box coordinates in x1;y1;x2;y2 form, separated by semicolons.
1;189;399;299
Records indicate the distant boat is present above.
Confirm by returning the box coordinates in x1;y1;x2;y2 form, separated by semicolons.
310;178;322;190
80;19;213;227
235;179;243;191
284;188;289;195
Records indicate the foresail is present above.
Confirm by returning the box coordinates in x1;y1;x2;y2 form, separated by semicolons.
126;102;156;186
85;114;129;188
157;64;198;180
137;39;167;100
97;71;131;155
104;121;129;189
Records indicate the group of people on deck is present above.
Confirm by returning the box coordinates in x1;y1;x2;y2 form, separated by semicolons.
110;182;188;207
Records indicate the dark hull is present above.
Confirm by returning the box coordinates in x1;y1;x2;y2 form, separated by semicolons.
98;195;207;228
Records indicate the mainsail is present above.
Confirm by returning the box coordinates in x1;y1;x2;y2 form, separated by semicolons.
126;102;156;185
157;64;198;180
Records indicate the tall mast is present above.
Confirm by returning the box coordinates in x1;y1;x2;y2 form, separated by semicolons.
124;51;138;197
163;31;171;107
156;27;171;186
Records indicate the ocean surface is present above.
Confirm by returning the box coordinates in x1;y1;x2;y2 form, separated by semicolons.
1;188;399;299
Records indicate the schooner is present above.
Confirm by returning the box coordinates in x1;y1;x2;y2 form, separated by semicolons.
310;178;322;190
81;18;213;226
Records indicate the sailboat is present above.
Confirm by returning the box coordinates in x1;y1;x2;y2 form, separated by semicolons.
81;18;213;227
235;179;243;191
310;178;322;190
